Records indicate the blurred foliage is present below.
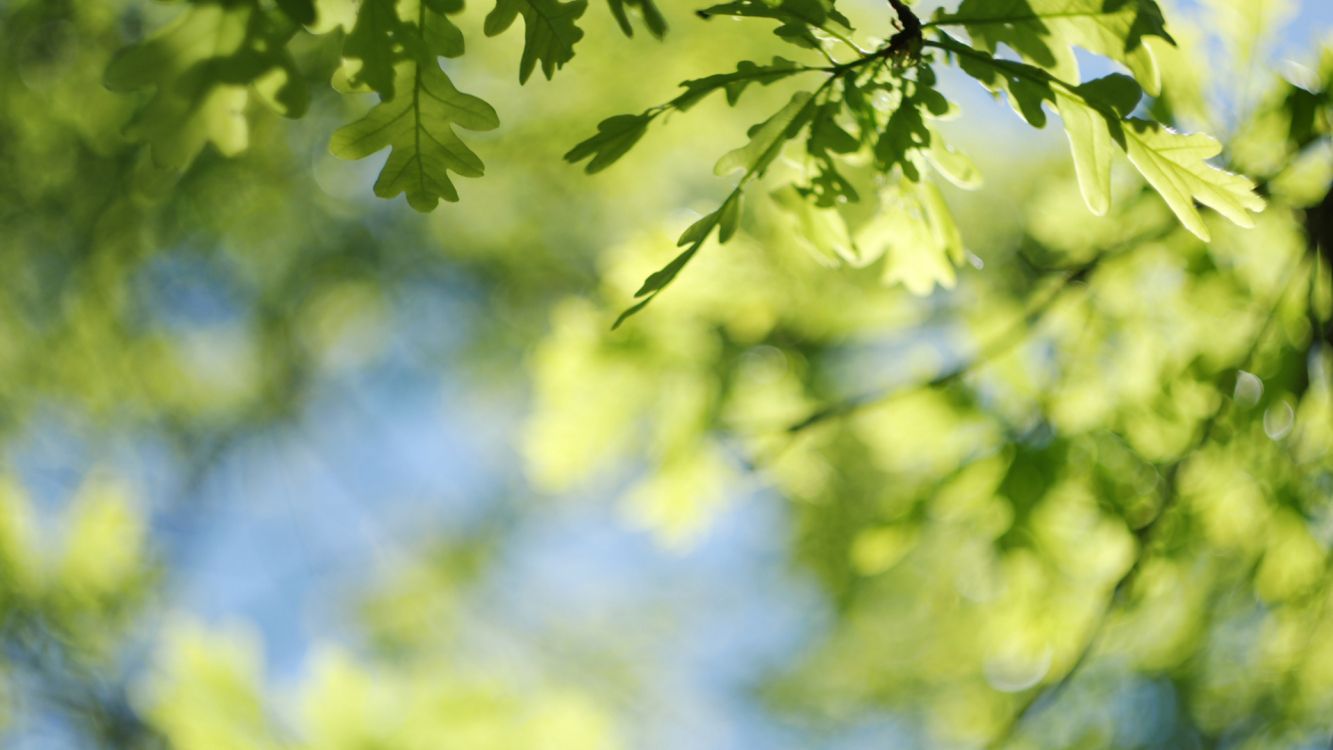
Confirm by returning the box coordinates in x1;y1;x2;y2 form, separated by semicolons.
0;0;1330;749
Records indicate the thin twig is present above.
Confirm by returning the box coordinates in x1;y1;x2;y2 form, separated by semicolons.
785;258;1097;436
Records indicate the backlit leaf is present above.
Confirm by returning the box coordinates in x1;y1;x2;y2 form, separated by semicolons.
330;61;500;211
937;0;1175;94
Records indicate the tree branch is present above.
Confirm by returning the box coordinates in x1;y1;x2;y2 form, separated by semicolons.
783;251;1104;436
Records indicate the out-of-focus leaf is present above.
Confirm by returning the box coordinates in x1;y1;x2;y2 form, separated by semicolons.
105;2;308;169
608;0;667;38
858;181;966;294
275;0;317;25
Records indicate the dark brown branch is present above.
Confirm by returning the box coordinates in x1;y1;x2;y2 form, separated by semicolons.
885;0;923;59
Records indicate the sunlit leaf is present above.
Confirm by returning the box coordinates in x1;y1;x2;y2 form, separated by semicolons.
1122;119;1267;240
937;0;1175;94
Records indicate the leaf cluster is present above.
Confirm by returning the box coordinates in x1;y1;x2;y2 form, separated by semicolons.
106;0;1268;324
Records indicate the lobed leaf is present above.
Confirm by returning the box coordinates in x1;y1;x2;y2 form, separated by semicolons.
1122;119;1266;240
944;36;1264;238
1055;75;1141;214
420;0;466;59
344;0;403;97
936;0;1175;95
485;0;588;83
330;62;500;212
771;184;857;265
857;182;966;294
613;200;734;328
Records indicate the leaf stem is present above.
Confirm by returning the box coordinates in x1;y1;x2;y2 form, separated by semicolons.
920;36;1083;95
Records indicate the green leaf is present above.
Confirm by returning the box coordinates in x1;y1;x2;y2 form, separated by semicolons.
807;100;860;157
874;101;932;181
420;0;466;59
344;0;403;97
616;90;818;327
945;37;1263;236
697;0;851;49
485;0;588;83
771;184;857;265
1055;75;1141;214
104;6;239;93
564;114;654;173
926;137;982;190
714;91;816;177
717;190;743;242
857;182;967;294
614;91;816;327
252;56;311;118
311;0;358;33
567;58;812;175
608;0;667;38
105;2;308;170
946;37;1054;127
1056;91;1118;216
276;0;317;25
868;69;960;184
674;57;809;111
936;0;1175;94
1122;119;1266;240
330;61;500;212
613;204;732;328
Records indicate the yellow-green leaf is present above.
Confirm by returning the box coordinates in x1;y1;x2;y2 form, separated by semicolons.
1123;119;1267;240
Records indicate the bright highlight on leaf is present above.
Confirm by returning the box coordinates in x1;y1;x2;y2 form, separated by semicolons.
1055;74;1143;215
105;1;308;170
936;0;1175;95
1122;120;1268;241
940;36;1265;240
